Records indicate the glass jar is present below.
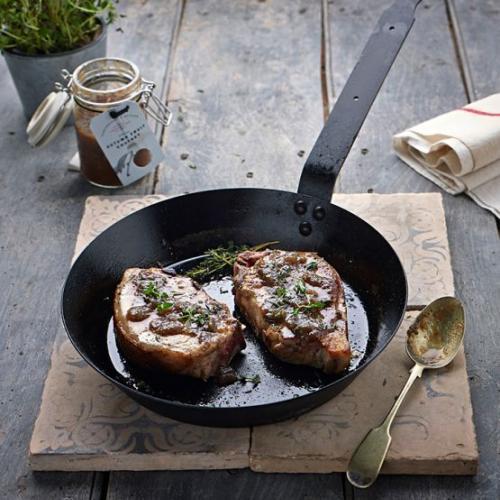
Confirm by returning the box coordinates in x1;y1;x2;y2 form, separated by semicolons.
26;57;171;188
71;58;147;187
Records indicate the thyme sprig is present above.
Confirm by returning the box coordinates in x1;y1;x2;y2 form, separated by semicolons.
186;241;279;281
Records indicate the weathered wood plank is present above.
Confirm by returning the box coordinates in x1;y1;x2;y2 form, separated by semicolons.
326;1;499;498
0;1;179;497
445;2;500;497
451;0;500;100
328;0;465;193
108;0;336;497
107;470;345;500
155;0;324;195
0;55;95;500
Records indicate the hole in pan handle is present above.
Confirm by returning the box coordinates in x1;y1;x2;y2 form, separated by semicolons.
297;0;422;202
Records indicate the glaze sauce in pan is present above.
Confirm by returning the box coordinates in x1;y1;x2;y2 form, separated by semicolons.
106;255;369;407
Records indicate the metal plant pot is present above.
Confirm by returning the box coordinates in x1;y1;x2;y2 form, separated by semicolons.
2;22;107;119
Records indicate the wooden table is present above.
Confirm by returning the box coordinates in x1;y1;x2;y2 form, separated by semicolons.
0;1;498;498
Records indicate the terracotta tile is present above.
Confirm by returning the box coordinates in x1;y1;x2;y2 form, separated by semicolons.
250;312;477;474
30;193;474;473
333;193;454;306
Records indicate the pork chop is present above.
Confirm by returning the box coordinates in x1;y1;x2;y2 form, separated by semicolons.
114;268;246;380
233;250;350;373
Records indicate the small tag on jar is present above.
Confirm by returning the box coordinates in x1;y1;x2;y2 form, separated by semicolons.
90;101;164;186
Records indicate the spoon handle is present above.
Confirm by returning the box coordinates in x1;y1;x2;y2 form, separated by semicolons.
347;363;424;488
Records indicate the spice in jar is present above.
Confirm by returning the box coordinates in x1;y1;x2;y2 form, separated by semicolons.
72;58;147;187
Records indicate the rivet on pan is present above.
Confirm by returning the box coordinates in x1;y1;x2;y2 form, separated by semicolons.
294;200;307;215
299;221;312;236
313;205;326;221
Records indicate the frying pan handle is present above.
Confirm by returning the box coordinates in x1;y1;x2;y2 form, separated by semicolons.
297;0;422;201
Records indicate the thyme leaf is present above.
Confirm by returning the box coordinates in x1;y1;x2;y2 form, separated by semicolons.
294;279;307;296
157;301;174;314
292;301;328;316
179;307;209;327
239;374;261;385
143;281;159;298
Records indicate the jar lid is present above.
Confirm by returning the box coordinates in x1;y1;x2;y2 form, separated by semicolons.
26;91;74;147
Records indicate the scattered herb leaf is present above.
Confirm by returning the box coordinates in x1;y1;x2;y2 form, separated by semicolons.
294;279;307;296
157;301;174;314
306;261;318;270
239;374;261;385
180;307;209;327
143;281;159;298
292;301;328;316
276;265;291;282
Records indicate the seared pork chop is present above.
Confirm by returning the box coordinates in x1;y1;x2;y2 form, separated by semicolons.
114;268;245;380
233;250;350;373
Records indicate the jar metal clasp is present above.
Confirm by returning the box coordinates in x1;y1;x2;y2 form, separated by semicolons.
140;79;172;127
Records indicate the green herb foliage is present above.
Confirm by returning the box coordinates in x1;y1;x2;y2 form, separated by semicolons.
186;241;279;281
306;261;318;270
292;301;328;317
156;301;174;314
143;281;173;315
179;307;209;327
143;281;159;298
0;1;118;54
239;374;261;385
294;279;307;296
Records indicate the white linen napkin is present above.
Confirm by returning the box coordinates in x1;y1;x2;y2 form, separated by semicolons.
393;93;500;218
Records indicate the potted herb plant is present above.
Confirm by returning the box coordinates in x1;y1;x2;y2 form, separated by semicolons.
0;1;117;118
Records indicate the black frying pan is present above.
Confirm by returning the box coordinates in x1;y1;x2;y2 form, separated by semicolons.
62;0;421;427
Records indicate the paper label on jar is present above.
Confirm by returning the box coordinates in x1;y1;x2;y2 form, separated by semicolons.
90;101;164;186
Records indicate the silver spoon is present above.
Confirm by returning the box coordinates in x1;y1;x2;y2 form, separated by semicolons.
347;296;465;488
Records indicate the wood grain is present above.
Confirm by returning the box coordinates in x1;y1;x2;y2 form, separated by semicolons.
107;470;345;500
108;0;333;497
325;1;499;498
155;0;324;195
451;0;500;100
445;2;500;497
2;0;496;497
0;1;179;497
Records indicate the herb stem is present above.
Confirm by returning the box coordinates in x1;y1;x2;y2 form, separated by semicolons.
186;241;279;281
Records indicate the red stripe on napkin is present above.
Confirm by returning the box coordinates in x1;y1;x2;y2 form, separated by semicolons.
460;107;500;117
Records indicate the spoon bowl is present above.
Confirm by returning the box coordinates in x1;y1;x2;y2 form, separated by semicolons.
407;296;465;369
